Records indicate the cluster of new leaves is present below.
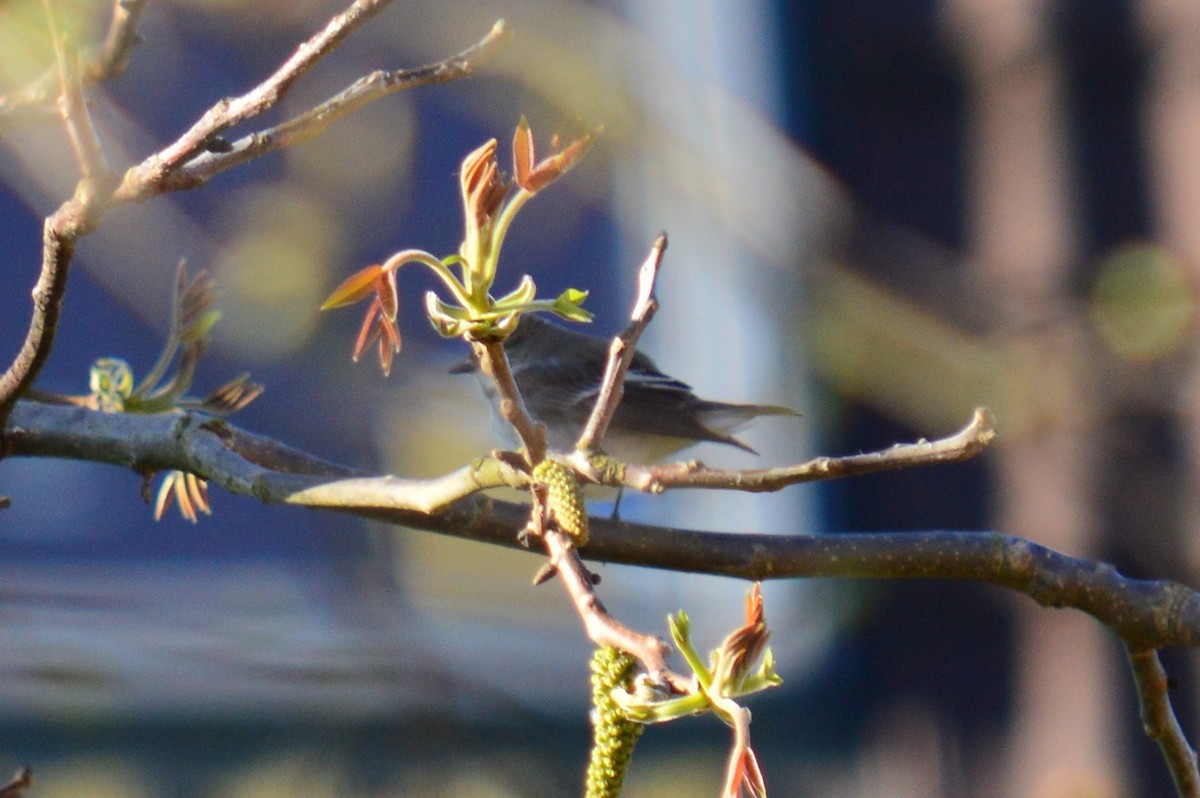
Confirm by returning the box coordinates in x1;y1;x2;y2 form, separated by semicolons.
50;264;262;521
615;584;780;797
321;118;594;374
86;265;260;416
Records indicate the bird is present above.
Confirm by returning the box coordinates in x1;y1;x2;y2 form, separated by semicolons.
452;313;797;464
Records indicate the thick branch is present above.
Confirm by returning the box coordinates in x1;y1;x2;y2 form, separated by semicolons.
7;400;1200;652
0;212;85;427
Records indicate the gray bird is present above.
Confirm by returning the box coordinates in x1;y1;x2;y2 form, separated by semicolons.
452;314;797;463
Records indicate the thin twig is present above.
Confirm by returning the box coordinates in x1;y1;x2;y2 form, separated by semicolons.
575;234;666;453
117;0;396;194
148;19;511;195
46;5;116;193
0;6;122;427
0;767;32;798
543;528;675;684
1128;648;1200;797
459;238;678;679
474;337;547;465
88;0;151;83
620;406;995;493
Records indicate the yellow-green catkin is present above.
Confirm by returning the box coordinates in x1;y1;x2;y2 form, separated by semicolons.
533;459;588;545
586;646;644;798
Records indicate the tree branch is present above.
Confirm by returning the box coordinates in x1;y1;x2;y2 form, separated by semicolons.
542;528;674;685
116;0;395;193
619;406;995;492
147;19;511;195
0;208;86;429
0;767;32;798
7;400;1200;653
1128;648;1200;796
574;233;665;453
0;0;151;124
0;3;507;432
88;0;151;84
472;336;548;465
48;8;117;193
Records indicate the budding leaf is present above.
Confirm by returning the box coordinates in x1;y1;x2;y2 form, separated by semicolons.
553;288;592;321
321;264;385;310
512;116;535;190
494;275;538;309
180;309;222;343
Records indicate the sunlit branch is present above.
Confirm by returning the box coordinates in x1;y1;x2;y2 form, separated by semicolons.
575;234;666;453
0;1;506;432
1128;648;1200;797
7;400;1200;654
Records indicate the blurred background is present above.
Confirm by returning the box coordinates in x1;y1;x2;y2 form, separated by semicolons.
0;0;1197;795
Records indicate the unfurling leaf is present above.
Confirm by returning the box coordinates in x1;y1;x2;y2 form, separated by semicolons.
177;267;218;335
460;138;507;227
377;269;399;320
519;126;599;193
196;373;264;415
493;275;538;308
321;264;385;310
553;288;593;321
180;309;222;343
351;298;383;363
425;291;471;338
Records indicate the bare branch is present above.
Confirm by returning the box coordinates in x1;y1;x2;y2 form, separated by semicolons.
7;400;1200;653
47;11;116;191
149;19;512;194
0;0;151;123
1128;648;1200;797
0;4;505;432
0;8;125;427
575;234;666;452
88;0;151;83
0;208;88;426
472;337;548;464
619;406;995;493
0;767;32;798
586;525;1200;652
117;0;395;193
542;529;675;685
